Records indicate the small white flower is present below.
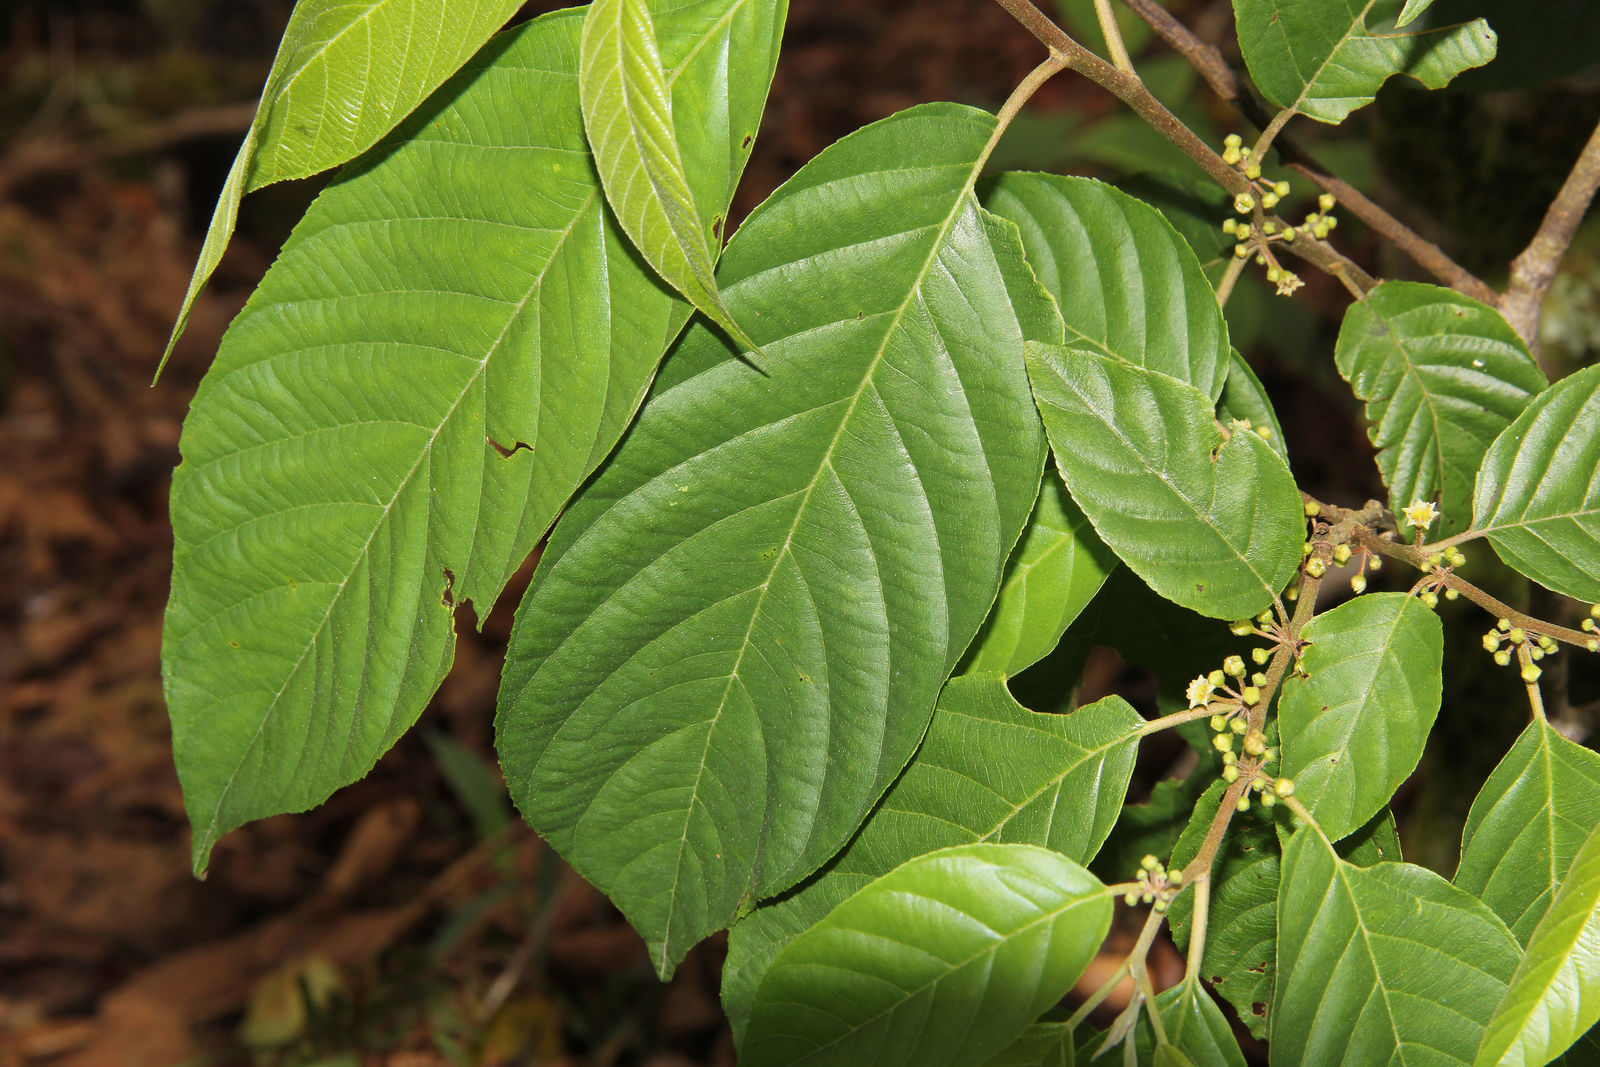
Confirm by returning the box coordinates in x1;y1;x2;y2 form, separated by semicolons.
1403;500;1439;529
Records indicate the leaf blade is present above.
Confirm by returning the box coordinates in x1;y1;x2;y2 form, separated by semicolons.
1272;829;1522;1066
986;173;1231;401
1335;281;1546;536
1456;719;1600;942
1472;363;1600;603
1026;343;1303;620
741;843;1113;1067
163;0;530;365
495;104;1052;975
579;0;782;351
1478;823;1600;1067
164;12;699;872
1234;0;1498;124
722;676;1143;1039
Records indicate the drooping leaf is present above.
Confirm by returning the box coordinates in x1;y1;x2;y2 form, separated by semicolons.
163;0;530;366
987;173;1231;400
962;466;1118;677
1277;592;1443;842
741;843;1112;1067
1026;343;1303;620
495;104;1055;976
1135;979;1248;1067
579;0;784;351
164;12;696;873
1471;363;1600;604
1428;0;1600;91
1233;0;1498;124
1217;350;1289;462
1478;823;1600;1067
1456;719;1600;942
722;676;1142;1039
1334;281;1545;537
1273;828;1522;1066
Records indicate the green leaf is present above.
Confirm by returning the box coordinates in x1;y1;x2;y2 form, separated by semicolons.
1277;592;1443;842
987;173;1231;401
1217;351;1289;462
1167;780;1279;1039
979;1020;1076;1067
1273;828;1522;1066
164;12;688;873
962;467;1118;677
741;843;1112;1067
1456;719;1600;942
1335;281;1545;537
1233;0;1498;124
1136;979;1248;1067
722;676;1143;1040
1091;764;1213;886
1427;0;1600;91
163;0;529;367
1168;788;1402;1041
1479;824;1600;1067
1026;343;1303;620
496;104;1053;976
1471;363;1600;604
579;0;784;352
1397;0;1437;26
1114;171;1235;267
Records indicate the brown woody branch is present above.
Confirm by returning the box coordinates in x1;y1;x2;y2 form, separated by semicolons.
1500;118;1600;350
994;0;1375;292
1117;0;1496;305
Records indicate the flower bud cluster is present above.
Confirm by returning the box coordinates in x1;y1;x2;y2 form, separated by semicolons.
1123;854;1184;912
1219;134;1303;296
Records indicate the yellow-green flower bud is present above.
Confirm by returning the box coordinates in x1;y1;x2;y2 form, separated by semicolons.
1209;669;1226;687
1523;663;1543;683
1494;649;1512;667
1230;619;1255;636
1236;796;1252;813
1245;163;1262;180
1275;777;1295;797
1231;717;1249;735
1509;628;1525;644
1210;713;1228;732
1421;590;1439;609
1243;685;1262;705
1305;556;1327;578
1252;647;1271;665
1274;180;1291;197
1222;764;1240;783
1333;544;1352;565
1224;655;1247;678
1318;192;1336;213
1350;573;1368;595
1482;632;1501;652
1213;733;1234;753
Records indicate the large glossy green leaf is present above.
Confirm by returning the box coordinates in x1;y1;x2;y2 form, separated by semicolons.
1471;363;1600;604
741;843;1112;1067
986;173;1231;401
164;12;690;873
722;676;1142;1040
962;467;1118;677
1233;0;1498;124
1273;828;1522;1066
1456;719;1600;943
1134;980;1248;1067
1479;824;1600;1067
1277;592;1443;842
496;104;1055;976
1335;282;1546;537
579;0;783;350
1026;343;1303;620
164;0;529;366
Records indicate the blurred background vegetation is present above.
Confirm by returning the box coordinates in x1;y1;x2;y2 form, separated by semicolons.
0;2;1595;1064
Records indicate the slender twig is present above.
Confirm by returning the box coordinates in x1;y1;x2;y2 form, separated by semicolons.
1349;526;1596;649
1093;0;1136;72
1500;118;1600;350
1116;0;1494;304
977;54;1069;175
1064;904;1165;1030
1517;643;1548;725
1215;253;1247;306
1139;703;1222;736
